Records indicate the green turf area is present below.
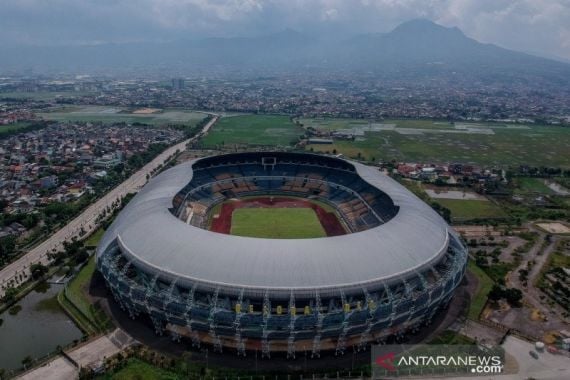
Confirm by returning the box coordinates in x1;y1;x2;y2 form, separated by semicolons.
301;118;570;167
201;115;302;147
467;260;494;320
435;199;506;221
38;106;206;126
61;256;111;333
97;358;180;380
65;257;96;319
230;208;326;239
0;122;32;132
514;177;554;194
0;122;39;138
85;228;105;248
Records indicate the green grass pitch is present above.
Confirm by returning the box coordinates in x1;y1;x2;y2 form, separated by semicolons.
435;199;506;221
230;208;326;239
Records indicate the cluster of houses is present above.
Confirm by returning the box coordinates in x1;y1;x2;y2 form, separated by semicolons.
394;162;504;186
0;109;35;126
0;123;183;236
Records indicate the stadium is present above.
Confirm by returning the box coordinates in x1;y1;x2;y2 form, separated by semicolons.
96;152;468;358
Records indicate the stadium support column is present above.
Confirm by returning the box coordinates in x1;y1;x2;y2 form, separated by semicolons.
261;290;272;358
403;279;415;324
385;284;395;328
234;288;246;356
312;292;323;358
145;274;164;336
208;287;222;353
287;291;296;359
335;290;349;356
166;280;180;341
185;283;200;348
358;288;373;351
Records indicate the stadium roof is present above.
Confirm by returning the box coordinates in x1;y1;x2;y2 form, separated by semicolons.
97;154;450;297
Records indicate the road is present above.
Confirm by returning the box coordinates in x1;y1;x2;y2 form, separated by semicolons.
0;115;218;298
507;225;568;322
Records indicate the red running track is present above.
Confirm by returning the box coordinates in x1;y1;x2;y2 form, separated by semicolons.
210;197;347;237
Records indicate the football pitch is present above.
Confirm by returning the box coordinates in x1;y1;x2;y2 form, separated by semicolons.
230;208;326;239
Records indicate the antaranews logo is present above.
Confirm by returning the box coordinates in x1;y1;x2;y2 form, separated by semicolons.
372;344;505;377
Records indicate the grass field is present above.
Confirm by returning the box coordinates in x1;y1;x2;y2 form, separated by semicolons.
97;358;179;380
230;208;326;239
62;256;111;333
435;199;506;220
0;122;34;136
65;257;96;320
514;177;554;194
201;115;302;147
301;118;570;167
85;228;105;248
467;260;494;320
38;106;206;126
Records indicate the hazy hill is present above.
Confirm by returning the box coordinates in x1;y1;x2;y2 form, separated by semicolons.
2;19;569;85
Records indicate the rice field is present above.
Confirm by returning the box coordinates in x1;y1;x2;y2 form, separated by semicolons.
38;105;207;126
302;118;570;167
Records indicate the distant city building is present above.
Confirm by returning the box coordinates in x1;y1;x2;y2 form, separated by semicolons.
171;78;185;90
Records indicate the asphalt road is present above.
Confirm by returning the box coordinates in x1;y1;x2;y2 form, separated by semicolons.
0;115;218;298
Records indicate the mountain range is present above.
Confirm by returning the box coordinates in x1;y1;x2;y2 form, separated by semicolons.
3;19;569;85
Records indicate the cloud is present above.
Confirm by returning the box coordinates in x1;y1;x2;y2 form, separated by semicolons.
0;0;569;60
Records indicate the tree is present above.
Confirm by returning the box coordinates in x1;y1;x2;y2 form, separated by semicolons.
0;236;17;265
2;287;17;303
30;263;48;280
504;288;523;307
21;355;33;368
488;284;504;302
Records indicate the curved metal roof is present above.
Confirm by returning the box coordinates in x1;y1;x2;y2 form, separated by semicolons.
97;153;450;296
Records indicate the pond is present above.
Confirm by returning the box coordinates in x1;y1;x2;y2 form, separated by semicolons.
0;280;83;371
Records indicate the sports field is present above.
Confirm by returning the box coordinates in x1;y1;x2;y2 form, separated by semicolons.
300;117;570;167
201;115;303;147
436;199;507;221
514;177;555;195
210;197;346;238
230;208;326;239
38;105;207;126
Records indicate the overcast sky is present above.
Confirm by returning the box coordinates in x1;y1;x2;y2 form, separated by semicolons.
1;0;569;60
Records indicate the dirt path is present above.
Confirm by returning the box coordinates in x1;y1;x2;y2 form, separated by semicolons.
507;225;568;324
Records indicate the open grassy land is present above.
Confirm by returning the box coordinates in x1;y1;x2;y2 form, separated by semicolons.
436;199;506;221
201;115;302;147
0;91;97;101
85;227;105;248
38;106;206;126
513;177;554;194
60;255;111;334
302;118;570;167
97;358;180;380
230;208;326;239
0;122;33;136
467;260;494;320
